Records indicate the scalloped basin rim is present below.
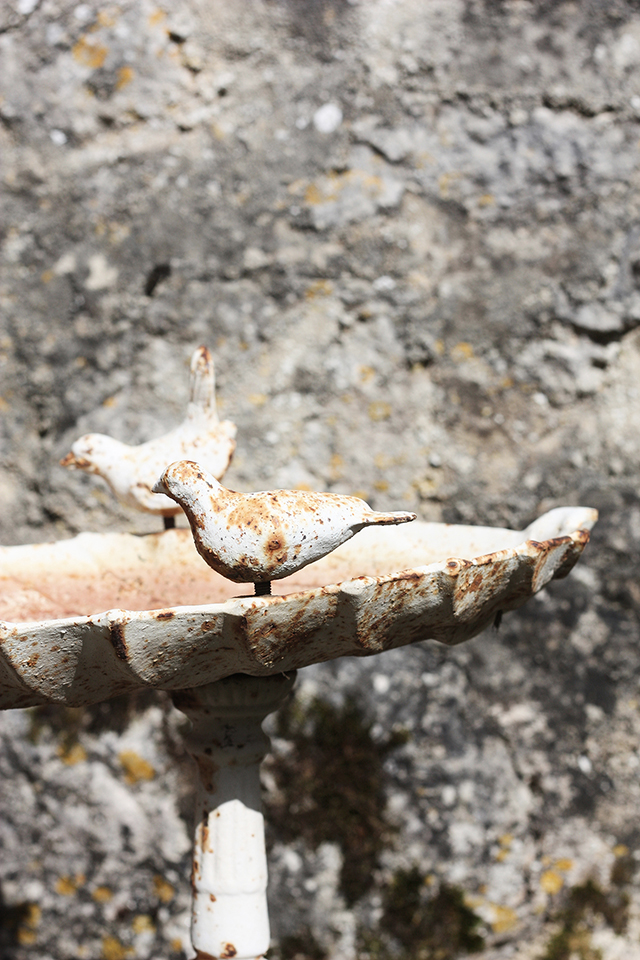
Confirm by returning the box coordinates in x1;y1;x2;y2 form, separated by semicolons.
0;505;597;624
0;506;597;709
2;526;592;630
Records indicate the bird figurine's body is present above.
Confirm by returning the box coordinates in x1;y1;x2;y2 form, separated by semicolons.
61;347;236;518
153;460;417;585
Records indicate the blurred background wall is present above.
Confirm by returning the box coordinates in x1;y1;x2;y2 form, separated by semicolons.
2;1;640;957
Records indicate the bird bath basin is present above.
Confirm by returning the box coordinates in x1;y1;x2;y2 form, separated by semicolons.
0;506;596;709
0;506;596;957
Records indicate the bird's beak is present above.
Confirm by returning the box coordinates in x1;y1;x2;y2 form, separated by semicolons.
152;477;167;495
60;452;91;469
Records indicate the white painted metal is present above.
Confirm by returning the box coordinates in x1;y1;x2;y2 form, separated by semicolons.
153;459;417;582
60;347;237;516
173;672;297;960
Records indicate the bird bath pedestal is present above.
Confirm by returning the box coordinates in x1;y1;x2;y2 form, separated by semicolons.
173;673;296;959
0;506;597;958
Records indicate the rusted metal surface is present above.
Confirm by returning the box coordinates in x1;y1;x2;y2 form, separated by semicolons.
60;347;236;516
0;506;597;710
153;460;417;582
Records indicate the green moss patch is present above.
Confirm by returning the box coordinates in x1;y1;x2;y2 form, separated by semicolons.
380;866;484;959
269;928;327;960
266;694;408;904
541;878;630;960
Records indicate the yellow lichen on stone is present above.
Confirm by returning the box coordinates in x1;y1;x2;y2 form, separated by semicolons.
72;36;108;69
304;183;324;205
540;869;564;894
438;171;463;198
491;904;518;933
119;750;156;784
116;66;135;90
329;453;344;480
24;903;41;927
17;928;37;945
368;401;392;422
96;10;117;28
55;874;85;896
58;742;88;765
613;844;629;857
450;341;475;362
101;936;132;960
305;279;333;299
92;886;114;903
554;858;574;872
17;903;41;945
153;875;175;903
132;915;156;934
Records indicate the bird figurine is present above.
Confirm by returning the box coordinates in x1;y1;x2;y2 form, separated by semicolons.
61;347;236;525
153;460;417;592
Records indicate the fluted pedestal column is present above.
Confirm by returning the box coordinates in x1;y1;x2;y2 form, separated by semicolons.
173;672;297;960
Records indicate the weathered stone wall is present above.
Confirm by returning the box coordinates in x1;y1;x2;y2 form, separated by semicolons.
2;1;640;957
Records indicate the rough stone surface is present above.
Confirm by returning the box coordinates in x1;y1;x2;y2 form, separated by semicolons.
2;0;640;958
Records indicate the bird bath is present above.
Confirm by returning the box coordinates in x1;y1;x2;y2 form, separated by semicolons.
0;349;598;959
0;506;597;957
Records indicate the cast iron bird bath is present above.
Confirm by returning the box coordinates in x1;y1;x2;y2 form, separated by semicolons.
0;350;597;959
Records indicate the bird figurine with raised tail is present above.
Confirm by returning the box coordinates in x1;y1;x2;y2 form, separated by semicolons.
61;347;236;524
153;460;417;591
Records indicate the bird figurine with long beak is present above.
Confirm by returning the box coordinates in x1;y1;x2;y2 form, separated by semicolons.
153;460;417;593
61;347;236;526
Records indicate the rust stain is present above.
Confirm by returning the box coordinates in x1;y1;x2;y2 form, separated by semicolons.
60;453;92;468
468;572;484;593
201;823;212;853
26;653;39;667
209;893;216;902
155;610;175;621
109;622;128;661
445;558;472;575
221;944;237;958
266;533;285;555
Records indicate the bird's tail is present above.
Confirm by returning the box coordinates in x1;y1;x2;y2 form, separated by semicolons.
188;345;218;420
368;510;417;526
